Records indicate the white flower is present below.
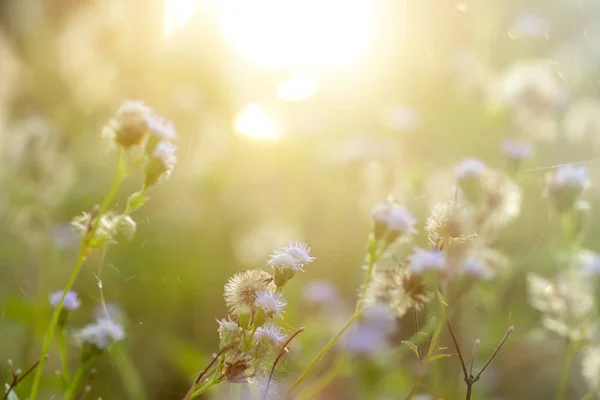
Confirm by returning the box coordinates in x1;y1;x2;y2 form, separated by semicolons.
407;248;446;274
217;318;242;339
49;290;81;310
455;158;486;180
268;241;315;272
502;139;533;160
147;115;177;140
371;200;417;235
255;322;287;344
78;318;125;349
153;141;177;174
255;289;287;318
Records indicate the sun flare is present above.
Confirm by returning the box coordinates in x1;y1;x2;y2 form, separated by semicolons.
234;104;278;140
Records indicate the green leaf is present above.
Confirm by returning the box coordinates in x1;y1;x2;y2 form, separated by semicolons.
127;190;150;212
401;341;421;360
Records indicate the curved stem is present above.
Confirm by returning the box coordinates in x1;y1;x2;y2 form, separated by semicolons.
29;150;126;400
405;361;425;400
557;340;578;400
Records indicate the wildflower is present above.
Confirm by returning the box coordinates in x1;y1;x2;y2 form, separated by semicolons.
49;290;81;311
255;322;287;345
107;100;152;148
77;317;125;350
70;211;118;247
267;241;315;288
303;280;339;305
460;256;495;280
407;248;446;274
502;138;533;161
456;158;486;203
223;353;253;383
218;318;242;348
502;60;562;115
224;269;275;323
425;202;471;250
365;269;431;318
255;289;286;319
147;115;177;141
546;164;589;213
145;141;177;187
371;199;417;242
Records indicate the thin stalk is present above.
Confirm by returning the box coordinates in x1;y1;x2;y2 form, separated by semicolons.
284;312;359;398
183;343;236;400
64;357;96;400
3;359;43;400
465;384;472;400
557;340;578;400
29;150;126;400
58;327;70;384
405;361;425;400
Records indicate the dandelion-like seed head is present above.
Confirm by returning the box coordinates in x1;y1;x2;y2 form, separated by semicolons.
224;269;275;317
480;171;522;230
407;248;446;275
255;289;286;318
77;317;125;349
425;202;471;249
49;290;81;310
364;269;431;318
255;322;287;345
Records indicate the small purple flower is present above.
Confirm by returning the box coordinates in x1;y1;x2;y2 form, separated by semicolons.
303;280;339;305
255;322;287;344
461;256;495;280
344;325;388;354
49;291;81;311
502;139;533;161
456;158;486;180
371;200;417;235
362;302;396;335
551;164;590;191
578;251;600;275
78;317;125;349
255;289;287;318
407;248;446;274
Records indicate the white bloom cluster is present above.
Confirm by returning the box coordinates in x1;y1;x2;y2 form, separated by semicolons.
77;317;125;349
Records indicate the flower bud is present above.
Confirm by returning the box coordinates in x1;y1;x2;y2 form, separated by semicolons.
237;306;252;330
253;307;267;328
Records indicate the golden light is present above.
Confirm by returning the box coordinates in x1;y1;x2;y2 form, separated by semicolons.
217;0;376;69
234;104;278;140
164;0;197;37
276;76;318;101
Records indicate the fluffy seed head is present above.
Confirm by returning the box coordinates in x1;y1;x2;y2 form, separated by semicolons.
224;269;275;317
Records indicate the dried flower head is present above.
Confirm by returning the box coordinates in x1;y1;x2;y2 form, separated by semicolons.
224;269;275;318
223;353;253;383
407;248;446;274
49;290;81;310
502;60;562;115
425;202;472;249
77;317;125;349
365;268;431;318
478;171;522;233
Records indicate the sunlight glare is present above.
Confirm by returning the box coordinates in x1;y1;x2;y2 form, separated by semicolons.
164;0;197;37
276;76;318;101
218;0;376;69
234;104;278;140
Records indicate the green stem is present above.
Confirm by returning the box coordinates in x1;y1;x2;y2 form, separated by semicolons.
58;327;70;384
405;361;426;400
190;377;219;399
29;150;126;400
285;245;381;398
64;357;96;400
284;312;359;399
557;340;578;400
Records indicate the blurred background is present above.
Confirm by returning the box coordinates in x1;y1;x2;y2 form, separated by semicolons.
1;0;600;398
